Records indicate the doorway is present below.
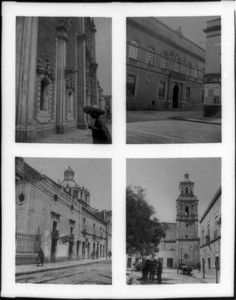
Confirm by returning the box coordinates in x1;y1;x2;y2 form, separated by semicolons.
167;258;173;268
50;239;57;262
69;242;73;260
173;84;179;108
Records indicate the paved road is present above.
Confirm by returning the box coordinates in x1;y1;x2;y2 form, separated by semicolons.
128;268;203;285
16;261;112;285
127;120;221;144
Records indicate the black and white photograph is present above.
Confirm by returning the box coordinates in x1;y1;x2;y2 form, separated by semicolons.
126;17;221;144
126;158;221;285
2;1;235;299
16;17;112;144
15;157;112;284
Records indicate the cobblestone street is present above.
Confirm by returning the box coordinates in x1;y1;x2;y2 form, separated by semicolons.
127;268;211;285
16;261;112;285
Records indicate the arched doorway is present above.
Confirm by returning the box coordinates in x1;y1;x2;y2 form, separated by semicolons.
173;84;179;108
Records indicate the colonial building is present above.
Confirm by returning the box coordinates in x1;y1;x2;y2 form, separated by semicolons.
158;174;200;268
16;17;100;142
203;18;221;117
126;17;205;110
199;187;221;279
15;158;112;265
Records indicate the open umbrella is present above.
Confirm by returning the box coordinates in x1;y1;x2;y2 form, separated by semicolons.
83;106;105;116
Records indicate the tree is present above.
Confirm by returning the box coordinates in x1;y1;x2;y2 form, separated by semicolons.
126;186;167;258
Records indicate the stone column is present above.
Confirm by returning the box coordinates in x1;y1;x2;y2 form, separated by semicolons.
55;19;68;134
16;17;38;142
76;18;87;129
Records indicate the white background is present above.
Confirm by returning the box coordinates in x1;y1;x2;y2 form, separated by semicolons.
2;1;235;298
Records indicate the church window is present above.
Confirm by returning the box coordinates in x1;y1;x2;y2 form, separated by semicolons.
185;206;189;216
128;40;139;60
127;75;136;97
185;187;188;194
146;47;154;65
18;193;26;204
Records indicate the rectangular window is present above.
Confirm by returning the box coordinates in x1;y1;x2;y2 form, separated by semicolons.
160;56;167;69
186;66;191;77
158;82;166;99
186;87;190;102
175;61;180;73
127;75;136;97
146;50;154;65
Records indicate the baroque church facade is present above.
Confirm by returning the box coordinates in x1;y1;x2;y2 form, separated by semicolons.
158;174;200;268
126;17;205;111
15;158;112;265
16;17;101;142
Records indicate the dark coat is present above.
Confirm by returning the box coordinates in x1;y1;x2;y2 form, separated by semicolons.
89;117;112;144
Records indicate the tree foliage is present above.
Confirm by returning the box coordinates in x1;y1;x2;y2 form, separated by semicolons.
126;185;167;256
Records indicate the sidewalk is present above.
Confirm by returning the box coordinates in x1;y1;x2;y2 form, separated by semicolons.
127;110;221;125
16;257;109;276
192;269;220;284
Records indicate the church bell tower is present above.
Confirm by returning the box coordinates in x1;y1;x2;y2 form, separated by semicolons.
175;174;200;268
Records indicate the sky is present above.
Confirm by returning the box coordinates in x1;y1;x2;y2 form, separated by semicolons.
24;157;111;211
127;158;221;223
94;18;112;96
157;16;219;49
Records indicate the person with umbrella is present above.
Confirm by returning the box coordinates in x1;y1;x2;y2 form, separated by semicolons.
83;105;112;144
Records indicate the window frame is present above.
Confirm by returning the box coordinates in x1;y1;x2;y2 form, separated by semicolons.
127;75;137;97
128;40;139;60
146;47;154;65
158;81;166;99
160;53;167;70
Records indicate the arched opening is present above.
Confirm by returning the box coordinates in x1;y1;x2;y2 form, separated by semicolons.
185;206;189;216
173;84;179;108
40;79;50;111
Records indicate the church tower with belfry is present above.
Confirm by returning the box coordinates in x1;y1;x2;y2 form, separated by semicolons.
175;173;200;268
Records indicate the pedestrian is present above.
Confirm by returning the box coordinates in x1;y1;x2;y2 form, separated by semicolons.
83;106;112;144
91;251;95;260
36;248;44;266
197;262;201;273
151;100;155;110
108;250;112;259
157;260;162;284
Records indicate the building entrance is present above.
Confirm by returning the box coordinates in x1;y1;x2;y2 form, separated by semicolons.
167;258;173;268
69;242;73;259
173;85;179;108
50;239;57;262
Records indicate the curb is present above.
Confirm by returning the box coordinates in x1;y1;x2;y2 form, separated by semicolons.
16;259;108;277
173;117;221;125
